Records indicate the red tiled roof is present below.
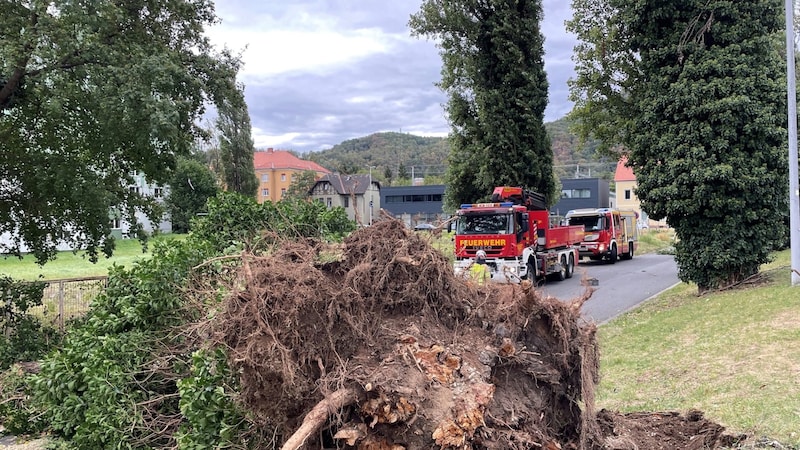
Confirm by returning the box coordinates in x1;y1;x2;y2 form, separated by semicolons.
253;148;330;173
614;156;636;182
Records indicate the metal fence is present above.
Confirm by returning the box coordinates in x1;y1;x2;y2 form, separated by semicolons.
36;276;108;330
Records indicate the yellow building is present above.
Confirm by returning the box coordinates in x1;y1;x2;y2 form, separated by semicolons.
614;157;668;228
253;148;330;203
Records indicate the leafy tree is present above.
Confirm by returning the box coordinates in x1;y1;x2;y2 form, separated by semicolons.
410;0;556;210
568;0;788;292
217;89;259;197
0;1;240;264
166;157;219;233
284;170;319;200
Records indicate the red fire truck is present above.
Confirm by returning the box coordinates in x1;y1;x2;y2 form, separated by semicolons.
564;208;639;263
452;187;583;283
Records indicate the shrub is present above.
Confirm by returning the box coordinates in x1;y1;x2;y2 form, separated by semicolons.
0;276;61;370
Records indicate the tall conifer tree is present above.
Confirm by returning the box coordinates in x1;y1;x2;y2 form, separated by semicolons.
410;0;556;209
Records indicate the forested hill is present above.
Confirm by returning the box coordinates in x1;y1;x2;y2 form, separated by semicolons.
303;117;616;182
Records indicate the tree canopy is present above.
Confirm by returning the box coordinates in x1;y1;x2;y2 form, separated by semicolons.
568;0;788;291
217;88;259;197
410;0;556;210
0;0;241;263
166;157;219;234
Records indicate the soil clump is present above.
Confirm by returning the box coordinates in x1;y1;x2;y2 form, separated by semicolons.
206;219;744;449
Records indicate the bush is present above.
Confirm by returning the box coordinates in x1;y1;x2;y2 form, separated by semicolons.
29;192;355;448
0;364;48;436
0;276;61;370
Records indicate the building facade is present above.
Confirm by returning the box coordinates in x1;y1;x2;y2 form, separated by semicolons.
551;178;610;216
253;148;330;203
309;174;381;225
614;157;667;228
380;185;446;228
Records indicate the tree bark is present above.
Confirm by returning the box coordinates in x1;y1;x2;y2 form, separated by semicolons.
280;387;361;450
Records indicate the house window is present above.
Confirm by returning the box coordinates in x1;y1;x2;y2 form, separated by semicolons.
262;188;269;197
281;188;286;197
343;197;349;207
261;174;268;182
625;190;631;200
327;197;332;207
129;186;140;194
111;217;122;229
291;173;297;181
281;173;286;182
154;187;164;198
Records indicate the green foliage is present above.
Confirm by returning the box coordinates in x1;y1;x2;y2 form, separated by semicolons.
167;157;220;233
568;0;788;291
398;162;410;180
410;0;557;209
191;192;357;252
0;1;241;264
0;364;47;436
176;349;248;449
217;88;259;197
29;192;355;448
0;276;60;369
283;170;318;199
32;239;217;448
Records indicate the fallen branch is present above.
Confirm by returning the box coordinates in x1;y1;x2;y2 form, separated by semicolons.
281;387;361;450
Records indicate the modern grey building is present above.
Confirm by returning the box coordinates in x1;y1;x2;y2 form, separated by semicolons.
380;185;446;227
551;178;610;216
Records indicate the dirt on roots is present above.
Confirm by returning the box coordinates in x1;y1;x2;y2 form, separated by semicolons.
204;219;743;449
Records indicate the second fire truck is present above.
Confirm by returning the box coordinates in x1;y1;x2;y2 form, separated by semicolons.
564;208;639;263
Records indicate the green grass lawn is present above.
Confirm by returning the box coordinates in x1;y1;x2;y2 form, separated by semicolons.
597;249;799;446
0;234;186;281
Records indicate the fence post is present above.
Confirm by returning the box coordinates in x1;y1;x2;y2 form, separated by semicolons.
58;280;65;331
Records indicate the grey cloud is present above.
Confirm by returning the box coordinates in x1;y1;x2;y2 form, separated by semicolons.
230;1;579;153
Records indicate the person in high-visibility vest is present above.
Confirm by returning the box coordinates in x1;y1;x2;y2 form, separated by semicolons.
470;250;491;285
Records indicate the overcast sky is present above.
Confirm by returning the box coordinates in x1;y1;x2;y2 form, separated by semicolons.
206;0;578;154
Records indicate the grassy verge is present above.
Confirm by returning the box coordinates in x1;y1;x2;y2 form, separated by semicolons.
597;249;799;445
636;228;676;255
0;234;186;281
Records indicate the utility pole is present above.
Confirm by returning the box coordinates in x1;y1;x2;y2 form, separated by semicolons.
786;0;800;286
368;166;375;226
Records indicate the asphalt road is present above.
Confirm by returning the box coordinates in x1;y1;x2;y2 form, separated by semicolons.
537;253;680;324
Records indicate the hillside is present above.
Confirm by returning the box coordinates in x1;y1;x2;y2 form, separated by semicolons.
302;118;617;183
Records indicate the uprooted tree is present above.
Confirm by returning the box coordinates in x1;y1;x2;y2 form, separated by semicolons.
18;193;740;448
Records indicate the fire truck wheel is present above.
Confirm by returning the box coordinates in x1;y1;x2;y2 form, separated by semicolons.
526;261;537;281
555;255;567;281
622;242;634;260
566;254;575;279
608;245;618;264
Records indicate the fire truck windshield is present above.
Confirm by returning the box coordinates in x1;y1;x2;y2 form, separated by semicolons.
457;213;513;235
567;215;605;232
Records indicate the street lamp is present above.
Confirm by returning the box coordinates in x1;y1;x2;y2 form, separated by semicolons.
368;166;376;226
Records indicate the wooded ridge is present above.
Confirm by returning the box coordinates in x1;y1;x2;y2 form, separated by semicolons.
302;117;617;182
